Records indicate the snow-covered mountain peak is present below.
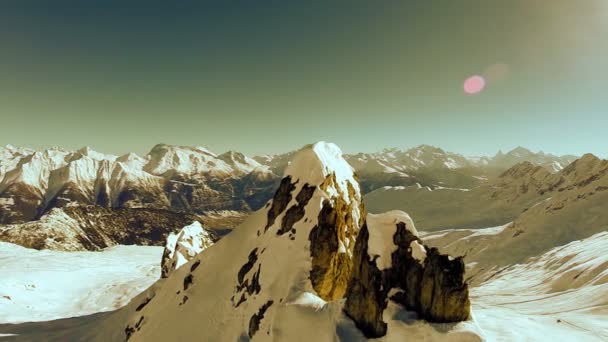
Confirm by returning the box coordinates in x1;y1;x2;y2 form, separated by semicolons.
72;146;116;161
251;142;364;301
218;150;266;175
116;152;145;164
144;144;232;176
285;141;361;198
192;145;217;157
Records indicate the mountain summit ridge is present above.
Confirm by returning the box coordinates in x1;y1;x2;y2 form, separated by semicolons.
0;143;582;225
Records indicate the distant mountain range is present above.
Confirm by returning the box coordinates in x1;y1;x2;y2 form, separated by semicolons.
0;143;578;225
0;144;277;225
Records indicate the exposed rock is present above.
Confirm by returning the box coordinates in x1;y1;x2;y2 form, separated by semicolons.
344;211;470;338
232;249;262;307
248;300;274;338
135;296;154;312
160;221;216;278
277;183;315;235
265;176;296;231
183;274;194;291
309;174;364;301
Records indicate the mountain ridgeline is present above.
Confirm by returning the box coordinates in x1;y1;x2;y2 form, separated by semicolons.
0;144;277;225
0;144;578;225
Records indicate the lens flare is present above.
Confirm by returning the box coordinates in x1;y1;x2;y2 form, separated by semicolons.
463;75;486;95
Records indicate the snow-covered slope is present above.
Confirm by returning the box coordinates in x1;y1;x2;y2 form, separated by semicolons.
420;153;608;279
472;231;608;341
0;242;163;324
365;153;608;233
2;227;603;341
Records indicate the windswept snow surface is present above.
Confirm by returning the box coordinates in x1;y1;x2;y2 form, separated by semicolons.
0;243;163;324
421;222;512;241
472;231;608;341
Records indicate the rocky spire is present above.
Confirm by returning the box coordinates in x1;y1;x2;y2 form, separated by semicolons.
263;141;365;300
344;211;470;337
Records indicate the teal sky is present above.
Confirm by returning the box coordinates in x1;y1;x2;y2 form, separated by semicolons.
1;1;607;157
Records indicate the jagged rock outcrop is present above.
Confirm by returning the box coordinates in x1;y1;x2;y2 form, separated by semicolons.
161;221;215;278
309;173;364;300
282;143;364;301
345;211;470;338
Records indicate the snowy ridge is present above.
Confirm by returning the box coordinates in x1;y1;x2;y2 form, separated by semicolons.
285;142;361;202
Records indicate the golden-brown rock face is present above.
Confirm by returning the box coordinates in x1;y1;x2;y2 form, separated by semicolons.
309;173;364;301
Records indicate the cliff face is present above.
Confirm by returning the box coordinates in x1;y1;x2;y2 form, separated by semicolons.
309;173;365;301
345;211;470;338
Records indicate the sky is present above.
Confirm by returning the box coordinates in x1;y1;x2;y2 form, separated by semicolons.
1;1;607;157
